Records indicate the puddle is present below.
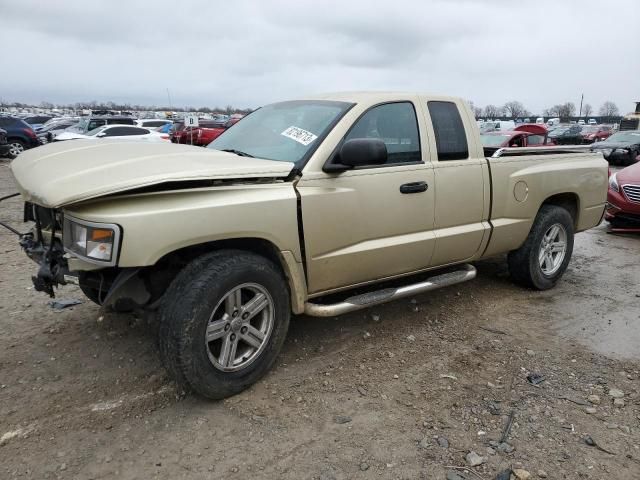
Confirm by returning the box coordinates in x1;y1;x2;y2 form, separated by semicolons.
551;225;640;360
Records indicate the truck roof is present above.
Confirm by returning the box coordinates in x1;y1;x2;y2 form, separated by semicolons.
302;91;461;104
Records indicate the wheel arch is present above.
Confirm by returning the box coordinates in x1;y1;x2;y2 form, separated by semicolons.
540;192;580;229
148;237;306;314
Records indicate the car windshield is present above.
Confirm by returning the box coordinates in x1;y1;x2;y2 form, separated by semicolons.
208;100;353;164
581;126;598;133
77;117;90;131
551;127;569;135
480;134;512;146
602;131;640;144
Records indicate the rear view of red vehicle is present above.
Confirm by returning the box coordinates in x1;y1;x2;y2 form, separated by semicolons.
581;125;612;144
172;118;242;146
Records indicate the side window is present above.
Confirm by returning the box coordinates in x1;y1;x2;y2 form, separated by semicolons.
427;101;469;160
344;102;421;165
105;127;147;136
526;134;544;145
143;120;167;127
87;120;104;130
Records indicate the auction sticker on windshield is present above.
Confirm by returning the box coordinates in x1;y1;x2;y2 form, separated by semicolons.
281;126;318;146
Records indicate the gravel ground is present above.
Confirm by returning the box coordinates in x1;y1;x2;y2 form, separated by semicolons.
1;159;639;480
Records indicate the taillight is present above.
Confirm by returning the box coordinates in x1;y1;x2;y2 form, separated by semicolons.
161;134;169;140
22;128;36;139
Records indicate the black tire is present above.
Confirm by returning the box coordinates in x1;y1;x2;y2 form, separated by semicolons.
508;205;574;290
158;250;290;399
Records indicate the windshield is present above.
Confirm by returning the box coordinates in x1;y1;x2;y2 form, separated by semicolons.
208;100;353;163
480;134;511;146
581;126;598;133
602;131;640;144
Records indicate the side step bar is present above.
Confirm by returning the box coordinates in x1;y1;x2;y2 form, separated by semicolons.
304;264;477;317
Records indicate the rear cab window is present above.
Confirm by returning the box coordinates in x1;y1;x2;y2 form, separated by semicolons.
426;101;469;161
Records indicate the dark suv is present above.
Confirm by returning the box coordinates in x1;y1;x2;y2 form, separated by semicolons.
0;116;40;158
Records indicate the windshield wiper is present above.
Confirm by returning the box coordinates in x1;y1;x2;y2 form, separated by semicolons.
221;149;254;158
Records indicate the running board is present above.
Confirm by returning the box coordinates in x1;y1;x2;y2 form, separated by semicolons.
304;264;477;317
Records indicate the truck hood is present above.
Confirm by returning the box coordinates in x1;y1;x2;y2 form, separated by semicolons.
11;140;294;208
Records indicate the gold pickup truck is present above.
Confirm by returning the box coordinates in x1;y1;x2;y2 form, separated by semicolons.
7;92;608;399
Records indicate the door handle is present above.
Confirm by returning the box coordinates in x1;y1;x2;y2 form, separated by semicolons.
399;181;428;194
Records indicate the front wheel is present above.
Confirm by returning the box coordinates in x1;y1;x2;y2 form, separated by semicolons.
158;250;290;399
508;205;574;290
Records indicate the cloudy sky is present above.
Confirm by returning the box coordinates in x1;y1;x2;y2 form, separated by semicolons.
1;0;638;114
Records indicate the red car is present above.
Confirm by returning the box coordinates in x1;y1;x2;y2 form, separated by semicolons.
172;119;235;146
606;162;640;228
480;124;554;149
581;125;612;144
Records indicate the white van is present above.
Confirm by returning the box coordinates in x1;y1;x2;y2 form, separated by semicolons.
536;117;544;124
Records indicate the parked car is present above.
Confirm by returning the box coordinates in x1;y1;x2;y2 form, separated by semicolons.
479;120;515;133
23;115;54;131
0;116;40;158
0;128;10;158
185;119;241;147
172;119;226;144
580;125;612;144
69;115;136;134
548;124;583;145
606;161;640;228
480;124;554;149
37;119;80;144
157;123;173;134
590;130;640;165
55;124;170;142
8;92;607;400
588;119;597;125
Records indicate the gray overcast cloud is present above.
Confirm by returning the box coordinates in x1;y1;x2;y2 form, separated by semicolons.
1;0;638;113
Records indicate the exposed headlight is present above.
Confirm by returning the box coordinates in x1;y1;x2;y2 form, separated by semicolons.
63;216;120;265
608;173;619;193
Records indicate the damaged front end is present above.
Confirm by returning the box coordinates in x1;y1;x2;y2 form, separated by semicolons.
18;200;73;297
2;194;165;310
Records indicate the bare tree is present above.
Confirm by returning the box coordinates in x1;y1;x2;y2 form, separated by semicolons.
554;102;575;118
599;101;619;117
582;104;593;117
466;100;483;119
483;104;502;118
503;101;529;119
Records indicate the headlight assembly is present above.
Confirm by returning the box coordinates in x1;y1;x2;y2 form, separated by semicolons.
63;216;121;265
608;173;619;193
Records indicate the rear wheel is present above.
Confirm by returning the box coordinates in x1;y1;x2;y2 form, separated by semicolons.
7;139;25;159
508;205;574;290
158;250;290;399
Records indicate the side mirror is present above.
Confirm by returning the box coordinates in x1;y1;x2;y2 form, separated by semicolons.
96;132;106;138
339;138;388;168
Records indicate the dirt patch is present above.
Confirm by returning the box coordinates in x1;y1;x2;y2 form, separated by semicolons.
1;160;639;479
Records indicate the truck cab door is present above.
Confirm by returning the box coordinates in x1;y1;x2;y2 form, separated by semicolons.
420;99;490;266
296;101;437;295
